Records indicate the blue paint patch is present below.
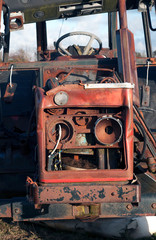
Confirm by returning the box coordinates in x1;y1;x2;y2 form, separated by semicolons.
98;189;105;199
63;187;81;201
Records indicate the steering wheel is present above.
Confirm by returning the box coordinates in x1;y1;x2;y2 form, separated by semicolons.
55;31;102;56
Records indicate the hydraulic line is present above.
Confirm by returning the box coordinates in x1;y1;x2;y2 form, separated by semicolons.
133;104;156;148
134;119;147;160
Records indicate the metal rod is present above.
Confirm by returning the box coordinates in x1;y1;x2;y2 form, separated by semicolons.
97;149;106;169
142;11;152;58
3;4;10;62
36;21;47;61
118;0;128;29
0;0;3;33
108;12;117;52
117;0;140;106
147;4;156;31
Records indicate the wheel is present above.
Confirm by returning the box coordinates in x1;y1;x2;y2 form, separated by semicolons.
55;31;102;56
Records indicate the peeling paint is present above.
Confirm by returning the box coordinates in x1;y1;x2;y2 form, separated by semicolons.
117;187;134;200
98;189;105;199
54;197;64;202
63;187;81;201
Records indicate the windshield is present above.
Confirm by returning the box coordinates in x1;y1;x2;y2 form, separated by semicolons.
1;6;156;61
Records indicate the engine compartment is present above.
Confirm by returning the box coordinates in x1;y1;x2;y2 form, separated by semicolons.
0;0;155;220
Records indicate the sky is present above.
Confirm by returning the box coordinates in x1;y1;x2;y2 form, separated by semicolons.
7;8;156;60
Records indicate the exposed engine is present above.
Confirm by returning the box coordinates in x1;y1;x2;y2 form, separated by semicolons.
35;66;134;185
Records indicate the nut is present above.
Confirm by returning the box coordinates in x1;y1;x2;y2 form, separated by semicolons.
151;203;156;209
126;204;133;210
14;208;20;214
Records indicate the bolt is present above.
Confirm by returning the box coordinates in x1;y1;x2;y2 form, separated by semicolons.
151;203;156;209
41;208;44;213
126;204;133;210
14;208;20;214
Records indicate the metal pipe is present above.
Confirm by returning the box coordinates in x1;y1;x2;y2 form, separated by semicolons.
97;149;106;169
108;12;117;53
118;0;128;29
147;5;156;31
36;22;42;53
36;21;47;61
3;3;10;62
0;0;2;33
142;11;152;58
117;0;140;106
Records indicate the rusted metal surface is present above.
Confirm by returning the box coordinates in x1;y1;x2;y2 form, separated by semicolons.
117;0;140;106
118;0;128;29
94;117;123;145
43;67;118;87
147;157;156;173
100;194;156;217
0;0;155;223
11;197;156;221
36;21;47;61
141;85;150;107
27;180;140;204
137;162;156;184
3;82;17;102
9;13;24;31
0;202;11;218
35;83;134;183
0;192;153;221
73;204;100;220
0;57;118;72
12;200;73;221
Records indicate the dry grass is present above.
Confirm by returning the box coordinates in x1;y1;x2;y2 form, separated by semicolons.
0;219;105;240
0;220;38;240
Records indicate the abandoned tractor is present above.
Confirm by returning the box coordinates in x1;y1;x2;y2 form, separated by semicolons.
0;0;155;221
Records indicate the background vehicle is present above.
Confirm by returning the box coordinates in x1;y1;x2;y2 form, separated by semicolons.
0;0;155;223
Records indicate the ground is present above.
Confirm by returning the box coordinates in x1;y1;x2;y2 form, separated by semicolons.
0;219;156;240
0;219;104;240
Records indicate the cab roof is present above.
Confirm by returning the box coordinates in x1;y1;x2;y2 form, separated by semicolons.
4;0;141;23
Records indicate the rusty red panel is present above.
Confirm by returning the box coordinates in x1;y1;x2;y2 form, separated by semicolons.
28;182;140;204
35;83;134;183
44;85;132;107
